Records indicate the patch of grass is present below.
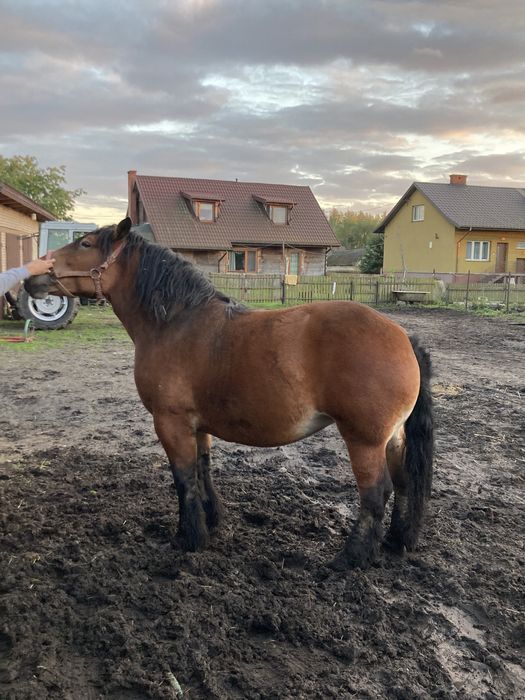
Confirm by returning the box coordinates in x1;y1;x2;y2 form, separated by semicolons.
468;307;525;320
0;305;130;353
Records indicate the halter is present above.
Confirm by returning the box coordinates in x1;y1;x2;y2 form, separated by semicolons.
47;241;125;302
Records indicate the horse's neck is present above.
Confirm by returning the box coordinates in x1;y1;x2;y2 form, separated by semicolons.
105;267;153;343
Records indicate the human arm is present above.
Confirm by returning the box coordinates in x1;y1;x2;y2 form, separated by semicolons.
0;259;55;296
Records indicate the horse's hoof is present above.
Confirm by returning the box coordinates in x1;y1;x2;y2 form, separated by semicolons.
331;540;378;570
382;533;406;556
177;526;209;552
183;534;209;552
328;549;351;571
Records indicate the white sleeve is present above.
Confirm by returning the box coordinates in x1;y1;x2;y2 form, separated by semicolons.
0;266;29;296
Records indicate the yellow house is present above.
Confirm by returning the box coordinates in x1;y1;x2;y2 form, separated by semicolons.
0;180;55;273
377;175;525;278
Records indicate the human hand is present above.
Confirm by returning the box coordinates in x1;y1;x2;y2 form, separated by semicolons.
25;258;56;276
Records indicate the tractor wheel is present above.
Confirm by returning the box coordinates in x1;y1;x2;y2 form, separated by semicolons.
16;287;80;330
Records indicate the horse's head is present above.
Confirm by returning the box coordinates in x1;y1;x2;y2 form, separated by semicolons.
25;217;132;301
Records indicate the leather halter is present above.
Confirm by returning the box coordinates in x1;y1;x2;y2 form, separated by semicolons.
47;241;125;302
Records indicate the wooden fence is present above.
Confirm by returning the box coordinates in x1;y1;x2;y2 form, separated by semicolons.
208;272;525;310
446;274;525;311
209;273;440;306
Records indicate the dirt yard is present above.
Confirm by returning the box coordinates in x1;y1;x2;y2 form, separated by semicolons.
0;307;524;699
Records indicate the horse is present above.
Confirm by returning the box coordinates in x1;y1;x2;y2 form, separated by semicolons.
25;217;433;569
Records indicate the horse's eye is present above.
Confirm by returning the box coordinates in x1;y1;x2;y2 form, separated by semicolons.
80;240;92;248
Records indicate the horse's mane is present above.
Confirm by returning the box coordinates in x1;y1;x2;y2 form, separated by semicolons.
96;225;247;324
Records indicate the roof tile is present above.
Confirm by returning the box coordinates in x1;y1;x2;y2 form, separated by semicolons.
135;175;339;249
376;182;525;232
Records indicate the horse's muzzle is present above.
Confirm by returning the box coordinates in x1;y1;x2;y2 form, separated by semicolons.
24;273;54;299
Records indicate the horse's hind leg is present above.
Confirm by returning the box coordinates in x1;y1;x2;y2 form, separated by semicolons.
196;432;224;530
331;436;392;570
384;428;409;554
154;413;209;552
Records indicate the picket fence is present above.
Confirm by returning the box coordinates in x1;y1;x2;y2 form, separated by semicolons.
208;273;439;306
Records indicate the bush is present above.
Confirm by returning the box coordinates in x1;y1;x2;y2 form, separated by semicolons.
359;233;384;273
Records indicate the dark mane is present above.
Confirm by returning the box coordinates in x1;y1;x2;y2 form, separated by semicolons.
96;225;246;324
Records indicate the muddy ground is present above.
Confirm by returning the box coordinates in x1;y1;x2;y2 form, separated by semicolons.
0;307;524;699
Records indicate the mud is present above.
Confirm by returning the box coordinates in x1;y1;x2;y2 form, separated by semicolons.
1;307;524;699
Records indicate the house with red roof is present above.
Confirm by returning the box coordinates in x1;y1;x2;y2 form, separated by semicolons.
127;171;339;275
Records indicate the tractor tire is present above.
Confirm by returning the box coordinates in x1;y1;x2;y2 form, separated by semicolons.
16;287;80;330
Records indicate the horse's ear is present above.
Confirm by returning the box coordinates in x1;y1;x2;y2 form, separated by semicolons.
114;217;132;240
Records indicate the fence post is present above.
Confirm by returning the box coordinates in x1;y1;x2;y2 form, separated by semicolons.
374;280;380;305
281;276;286;305
349;280;354;301
465;270;471;311
505;273;511;313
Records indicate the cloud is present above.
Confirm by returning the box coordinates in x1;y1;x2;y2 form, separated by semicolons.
0;0;523;223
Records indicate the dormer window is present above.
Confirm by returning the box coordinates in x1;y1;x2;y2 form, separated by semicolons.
195;201;214;222
269;205;287;224
253;195;296;225
181;191;223;222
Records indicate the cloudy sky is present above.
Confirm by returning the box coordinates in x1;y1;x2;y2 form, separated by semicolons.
1;0;524;224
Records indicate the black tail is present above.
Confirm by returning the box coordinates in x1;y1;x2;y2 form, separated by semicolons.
403;336;434;550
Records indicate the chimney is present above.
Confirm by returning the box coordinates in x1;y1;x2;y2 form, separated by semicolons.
127;170;138;224
449;174;467;186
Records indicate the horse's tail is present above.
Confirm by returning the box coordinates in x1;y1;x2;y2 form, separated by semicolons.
403;335;434;550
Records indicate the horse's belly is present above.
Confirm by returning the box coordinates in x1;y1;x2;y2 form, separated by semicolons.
204;410;334;447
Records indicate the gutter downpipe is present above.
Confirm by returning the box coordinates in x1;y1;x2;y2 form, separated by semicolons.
456;227;472;274
217;251;227;272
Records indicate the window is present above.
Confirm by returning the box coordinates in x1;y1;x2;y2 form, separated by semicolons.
269;205;287;224
287;252;301;275
47;229;71;250
517;242;525;250
196;201;215;222
229;250;257;272
412;205;424;222
466;241;490;261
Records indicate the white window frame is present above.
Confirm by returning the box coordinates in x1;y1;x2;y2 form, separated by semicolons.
195;201;215;222
412;204;424;222
466;240;490;261
269;205;288;224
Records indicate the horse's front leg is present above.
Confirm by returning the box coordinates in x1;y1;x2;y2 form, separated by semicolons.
153;413;209;552
196;432;224;530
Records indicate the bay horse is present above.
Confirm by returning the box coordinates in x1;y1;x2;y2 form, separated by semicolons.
25;217;433;569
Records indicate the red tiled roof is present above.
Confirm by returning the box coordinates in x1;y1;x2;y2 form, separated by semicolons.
134;175;339;250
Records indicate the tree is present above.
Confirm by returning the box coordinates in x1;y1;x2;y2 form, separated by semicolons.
328;208;383;249
0;155;85;220
359;232;384;274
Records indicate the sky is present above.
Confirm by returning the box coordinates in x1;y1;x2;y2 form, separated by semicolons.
1;0;524;225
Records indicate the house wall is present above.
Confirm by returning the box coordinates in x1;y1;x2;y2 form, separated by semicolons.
0;203;39;272
177;250;226;274
455;231;525;274
254;247;326;275
383;191;456;273
176;247;327;275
